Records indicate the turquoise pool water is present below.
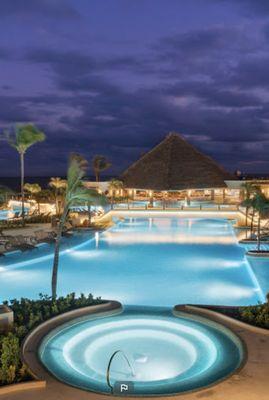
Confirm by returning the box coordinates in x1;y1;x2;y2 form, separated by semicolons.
39;307;244;395
0;205;29;220
0;217;265;306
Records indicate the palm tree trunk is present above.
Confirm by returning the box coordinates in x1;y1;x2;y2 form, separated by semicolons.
95;169;99;182
55;189;59;215
250;210;254;234
245;207;248;227
51;207;68;300
87;203;91;224
20;152;25;226
257;214;261;252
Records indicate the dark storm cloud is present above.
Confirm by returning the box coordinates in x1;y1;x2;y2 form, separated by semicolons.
54;80;266;152
163;81;261;108
26;49;98;77
13;31;269;172
227;57;269;88
153;25;259;82
157;27;230;56
157;26;257;60
0;48;9;59
0;96;32;123
224;0;269;15
0;0;80;19
0;1;268;176
26;48;153;80
0;48;14;61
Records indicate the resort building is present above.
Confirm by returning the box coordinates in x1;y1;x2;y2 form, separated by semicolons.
84;132;269;206
121;132;242;203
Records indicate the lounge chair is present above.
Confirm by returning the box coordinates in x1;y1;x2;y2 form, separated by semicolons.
51;221;74;237
4;235;37;252
26;210;38;218
34;230;56;244
63;221;74;235
9;211;20;220
61;225;73;237
64;221;74;230
0;236;11;248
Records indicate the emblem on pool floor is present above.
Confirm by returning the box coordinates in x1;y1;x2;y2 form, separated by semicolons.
114;381;134;395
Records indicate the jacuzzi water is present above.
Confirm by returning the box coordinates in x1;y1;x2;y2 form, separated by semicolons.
39;307;244;395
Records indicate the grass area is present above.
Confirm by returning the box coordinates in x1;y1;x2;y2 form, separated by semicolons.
0;293;104;386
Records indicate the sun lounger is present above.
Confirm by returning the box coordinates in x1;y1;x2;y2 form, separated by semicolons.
64;221;74;231
4;235;37;252
52;222;74;237
34;230;56;244
9;212;20;220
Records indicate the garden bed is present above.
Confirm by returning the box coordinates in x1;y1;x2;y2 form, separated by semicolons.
204;301;269;330
0;293;104;386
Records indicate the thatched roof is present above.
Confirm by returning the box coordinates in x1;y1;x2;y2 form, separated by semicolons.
121;133;236;190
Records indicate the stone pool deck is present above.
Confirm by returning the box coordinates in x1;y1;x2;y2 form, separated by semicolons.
0;302;269;400
2;223;52;236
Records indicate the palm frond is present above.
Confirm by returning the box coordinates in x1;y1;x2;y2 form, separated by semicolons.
69;187;107;207
67;154;88;194
6;124;45;153
0;185;13;202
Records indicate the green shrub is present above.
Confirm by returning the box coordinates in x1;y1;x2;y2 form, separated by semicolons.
0;333;20;384
239;301;269;329
0;293;103;386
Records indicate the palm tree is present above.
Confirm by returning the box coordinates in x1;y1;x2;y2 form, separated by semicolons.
92;155;111;182
241;182;256;227
49;177;67;215
252;192;269;252
241;182;262;229
6;124;45;225
24;183;42;213
24;183;41;197
51;154;106;300
109;179;124;201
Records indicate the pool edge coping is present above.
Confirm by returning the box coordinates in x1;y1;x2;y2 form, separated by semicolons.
174;304;269;336
16;301;269;399
21;301;123;382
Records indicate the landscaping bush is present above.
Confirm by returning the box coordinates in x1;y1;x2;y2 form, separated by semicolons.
239;302;269;329
25;214;52;223
0;293;103;386
209;294;269;330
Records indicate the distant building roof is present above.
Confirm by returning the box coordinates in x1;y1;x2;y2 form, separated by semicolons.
121;132;236;190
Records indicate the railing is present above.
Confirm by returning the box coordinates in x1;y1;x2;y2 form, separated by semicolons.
106;350;135;393
110;202;241;212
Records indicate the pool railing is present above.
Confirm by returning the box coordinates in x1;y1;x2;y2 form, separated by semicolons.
110;202;241;212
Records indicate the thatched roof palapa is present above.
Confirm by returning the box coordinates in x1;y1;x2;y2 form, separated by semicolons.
121;133;236;191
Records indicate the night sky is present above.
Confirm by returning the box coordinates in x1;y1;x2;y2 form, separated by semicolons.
0;0;269;178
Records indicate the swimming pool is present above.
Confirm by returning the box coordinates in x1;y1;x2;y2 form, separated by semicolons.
39;307;244;395
0;205;29;220
0;217;265;306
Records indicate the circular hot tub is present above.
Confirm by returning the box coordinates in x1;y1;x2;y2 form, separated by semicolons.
39;307;244;396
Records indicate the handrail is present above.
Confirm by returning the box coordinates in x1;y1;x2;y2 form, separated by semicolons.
112;202;240;211
106;350;135;393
